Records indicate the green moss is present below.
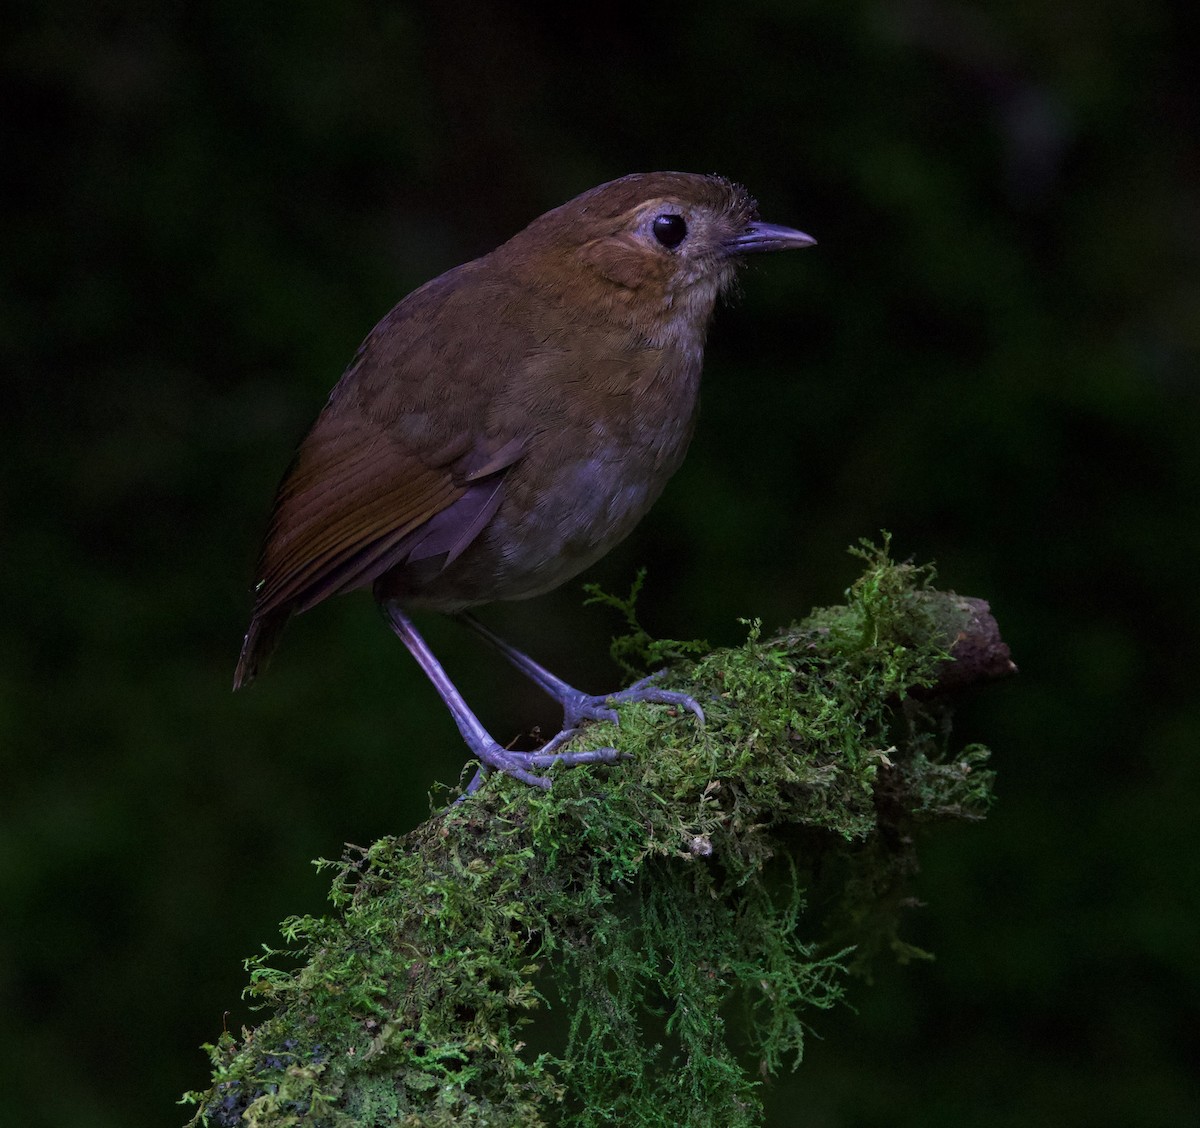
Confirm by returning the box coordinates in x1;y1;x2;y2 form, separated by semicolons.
183;542;998;1127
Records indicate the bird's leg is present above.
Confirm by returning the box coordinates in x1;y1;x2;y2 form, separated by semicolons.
457;612;704;754
383;604;622;790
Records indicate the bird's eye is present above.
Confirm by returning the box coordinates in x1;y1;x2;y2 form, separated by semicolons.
651;213;687;249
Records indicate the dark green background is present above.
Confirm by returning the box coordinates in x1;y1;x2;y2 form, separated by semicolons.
4;2;1197;1125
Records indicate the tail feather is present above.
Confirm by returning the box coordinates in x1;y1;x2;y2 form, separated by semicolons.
233;606;291;690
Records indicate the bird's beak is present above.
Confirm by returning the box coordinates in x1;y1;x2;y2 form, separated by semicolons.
729;222;817;254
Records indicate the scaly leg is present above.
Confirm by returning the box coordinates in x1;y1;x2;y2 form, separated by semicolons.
457;612;704;755
384;603;623;791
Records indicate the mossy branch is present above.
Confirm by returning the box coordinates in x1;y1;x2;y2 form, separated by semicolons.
183;543;1013;1128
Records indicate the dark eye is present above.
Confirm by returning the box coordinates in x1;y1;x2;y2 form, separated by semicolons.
652;213;687;249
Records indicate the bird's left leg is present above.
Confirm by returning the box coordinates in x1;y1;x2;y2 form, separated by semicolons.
456;612;704;755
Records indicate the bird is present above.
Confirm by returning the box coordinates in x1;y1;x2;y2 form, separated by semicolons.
234;171;815;790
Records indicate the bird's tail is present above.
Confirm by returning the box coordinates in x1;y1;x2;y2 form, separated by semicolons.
233;606;290;690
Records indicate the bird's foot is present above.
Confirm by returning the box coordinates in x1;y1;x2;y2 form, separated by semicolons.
460;673;703;796
559;671;706;732
464;741;626;794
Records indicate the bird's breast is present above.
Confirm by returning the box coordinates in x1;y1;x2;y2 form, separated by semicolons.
494;365;701;595
403;349;703;609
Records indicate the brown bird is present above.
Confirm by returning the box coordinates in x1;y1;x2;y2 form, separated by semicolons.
235;172;814;789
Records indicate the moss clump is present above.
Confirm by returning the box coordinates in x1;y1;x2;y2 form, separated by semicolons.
184;542;998;1127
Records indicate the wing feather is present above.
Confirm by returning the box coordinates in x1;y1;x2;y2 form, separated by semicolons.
235;258;539;688
248;407;529;613
253;427;463;613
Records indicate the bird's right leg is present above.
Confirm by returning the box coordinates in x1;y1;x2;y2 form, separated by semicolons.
456;612;704;754
383;603;623;792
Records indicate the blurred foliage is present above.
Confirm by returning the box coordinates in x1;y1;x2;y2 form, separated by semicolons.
2;1;1198;1126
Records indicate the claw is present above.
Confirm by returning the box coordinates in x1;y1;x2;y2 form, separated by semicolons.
622;673;706;725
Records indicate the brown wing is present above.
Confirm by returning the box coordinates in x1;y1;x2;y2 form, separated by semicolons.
234;409;527;688
253;415;464;615
233;259;541;688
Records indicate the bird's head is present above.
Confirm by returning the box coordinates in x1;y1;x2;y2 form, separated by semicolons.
494;172;815;339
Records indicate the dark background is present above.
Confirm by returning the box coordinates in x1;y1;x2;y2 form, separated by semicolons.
4;2;1198;1125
